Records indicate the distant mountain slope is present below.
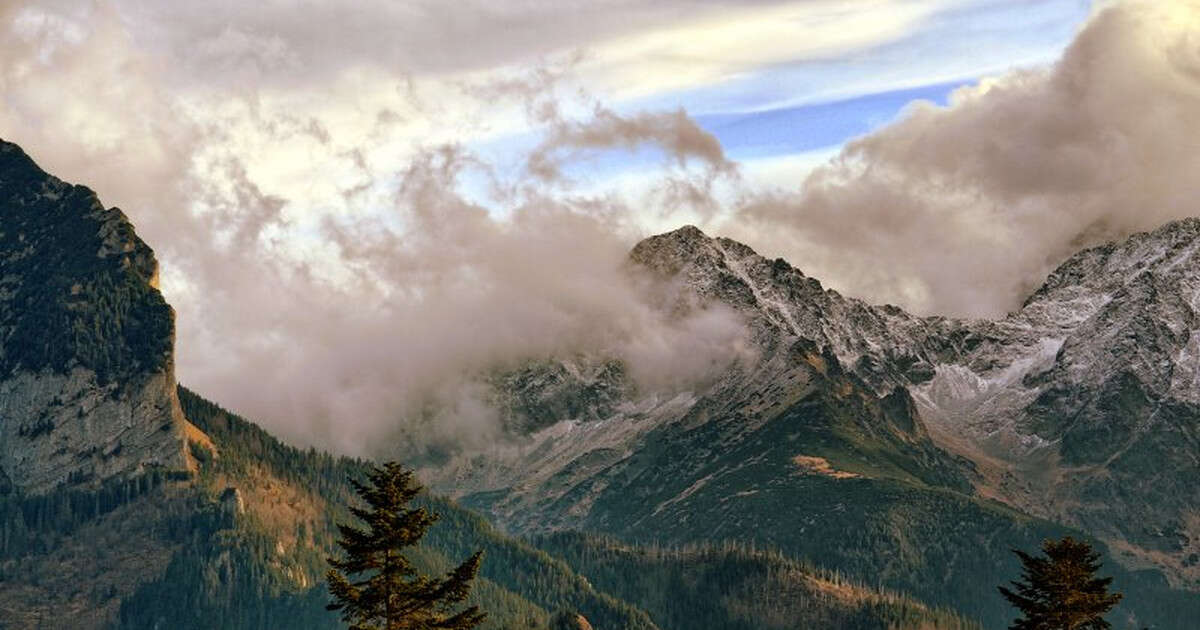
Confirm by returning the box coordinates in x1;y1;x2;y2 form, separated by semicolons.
434;224;1200;628
534;533;983;630
0;138;987;630
457;341;1073;624
913;219;1200;588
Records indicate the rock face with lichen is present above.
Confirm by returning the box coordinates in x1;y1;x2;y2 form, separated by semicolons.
0;139;188;495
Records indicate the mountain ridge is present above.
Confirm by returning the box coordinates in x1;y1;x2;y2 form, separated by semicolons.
0;137;993;630
434;220;1200;625
626;220;1200;589
2;134;1195;628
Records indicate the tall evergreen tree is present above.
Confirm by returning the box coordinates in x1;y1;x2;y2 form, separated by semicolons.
326;461;486;630
999;536;1122;630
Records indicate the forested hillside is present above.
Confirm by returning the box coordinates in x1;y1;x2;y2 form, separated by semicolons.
0;136;1008;630
535;533;984;630
0;387;663;628
113;387;662;629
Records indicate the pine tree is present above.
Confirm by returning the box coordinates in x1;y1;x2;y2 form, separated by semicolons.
326;461;486;630
998;536;1122;630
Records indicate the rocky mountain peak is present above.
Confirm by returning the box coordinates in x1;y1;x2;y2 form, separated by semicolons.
0;139;188;494
628;225;948;393
464;219;1200;589
1026;217;1200;309
628;224;726;278
998;216;1200;414
630;224;812;323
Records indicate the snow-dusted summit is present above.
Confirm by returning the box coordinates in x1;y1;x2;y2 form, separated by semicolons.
436;220;1200;592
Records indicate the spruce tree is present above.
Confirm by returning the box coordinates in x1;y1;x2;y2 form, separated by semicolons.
326;461;486;630
999;536;1122;630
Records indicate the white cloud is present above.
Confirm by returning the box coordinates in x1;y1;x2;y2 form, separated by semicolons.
576;0;951;101
2;0;1136;457
730;0;1200;317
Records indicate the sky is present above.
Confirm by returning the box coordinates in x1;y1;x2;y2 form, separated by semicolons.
5;0;1200;455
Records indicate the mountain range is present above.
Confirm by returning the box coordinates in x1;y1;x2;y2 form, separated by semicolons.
1;137;1197;628
431;221;1200;626
0;139;982;629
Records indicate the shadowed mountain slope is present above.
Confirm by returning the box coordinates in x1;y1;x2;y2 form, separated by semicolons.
436;224;1200;628
0;138;1010;630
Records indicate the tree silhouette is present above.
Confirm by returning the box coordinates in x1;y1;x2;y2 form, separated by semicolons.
999;536;1122;630
327;461;486;630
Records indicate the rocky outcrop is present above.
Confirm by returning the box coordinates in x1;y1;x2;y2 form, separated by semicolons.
0;139;187;494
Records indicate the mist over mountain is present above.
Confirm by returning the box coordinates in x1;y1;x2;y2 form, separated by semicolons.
730;1;1200;318
0;137;991;630
3;2;1200;629
1;2;1198;459
5;136;1191;628
422;220;1200;625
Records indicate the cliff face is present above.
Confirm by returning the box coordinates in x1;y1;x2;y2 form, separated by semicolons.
0;140;188;494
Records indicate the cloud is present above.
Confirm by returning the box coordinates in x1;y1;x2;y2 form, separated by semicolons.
527;108;737;194
572;0;950;101
97;0;948;104
731;0;1200;317
0;1;755;457
6;0;1197;460
184;146;751;455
